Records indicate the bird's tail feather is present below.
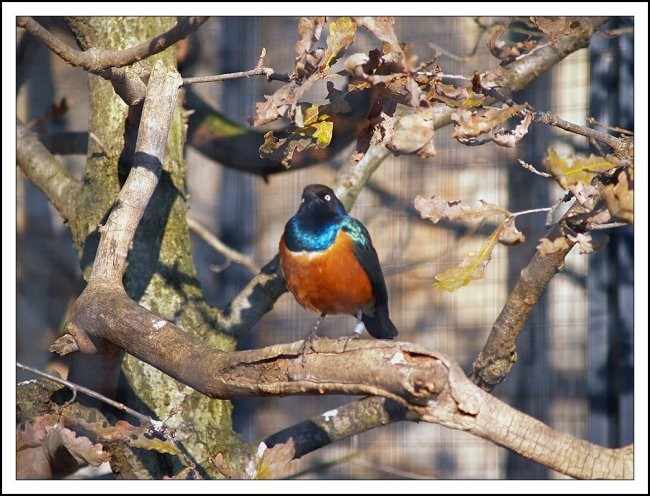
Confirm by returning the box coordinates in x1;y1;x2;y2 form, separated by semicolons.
362;306;398;339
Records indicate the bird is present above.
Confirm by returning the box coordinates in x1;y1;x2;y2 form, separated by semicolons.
279;184;398;350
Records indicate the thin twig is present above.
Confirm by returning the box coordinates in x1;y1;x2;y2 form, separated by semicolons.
585;221;629;231
17;16;208;72
182;69;291;84
512;207;552;218
426;42;471;63
89;131;112;159
533;110;624;155
187;217;260;274
517;159;553;178
586;116;634;136
183;48;291;84
597;26;635;39
17;362;160;428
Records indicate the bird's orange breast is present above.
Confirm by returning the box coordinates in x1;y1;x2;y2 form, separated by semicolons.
279;230;374;316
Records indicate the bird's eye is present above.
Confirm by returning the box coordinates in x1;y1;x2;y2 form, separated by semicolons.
324;194;331;201
301;197;305;203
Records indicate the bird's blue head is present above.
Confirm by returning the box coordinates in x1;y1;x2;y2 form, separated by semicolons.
283;184;347;251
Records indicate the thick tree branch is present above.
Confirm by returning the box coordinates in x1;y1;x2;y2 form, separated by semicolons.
57;282;446;405
470;226;575;391
16;120;82;224
262;397;408;458
470;153;631;391
53;280;631;479
90;62;182;282
60;62;182;399
17;16;208;72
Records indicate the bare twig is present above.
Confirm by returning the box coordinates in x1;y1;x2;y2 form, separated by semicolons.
17;362;158;427
588;222;629;231
89;131;112;159
183;48;292;85
596;26;635;38
187;217;260;274
17;16;208;72
586;116;634;136
533;110;624;153
517;159;553;178
512;207;552;217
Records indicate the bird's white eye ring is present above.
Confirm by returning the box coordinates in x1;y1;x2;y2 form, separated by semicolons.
301;197;305;203
324;194;331;201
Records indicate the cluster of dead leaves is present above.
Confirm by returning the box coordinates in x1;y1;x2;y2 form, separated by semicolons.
252;16;590;167
544;148;633;224
539;148;633;255
451;103;533;148
251;17;438;166
487;17;576;64
16;414;182;479
414;195;525;291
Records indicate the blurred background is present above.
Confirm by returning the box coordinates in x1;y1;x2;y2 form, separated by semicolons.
16;16;634;479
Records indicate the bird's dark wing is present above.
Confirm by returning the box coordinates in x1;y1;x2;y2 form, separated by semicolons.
342;218;398;339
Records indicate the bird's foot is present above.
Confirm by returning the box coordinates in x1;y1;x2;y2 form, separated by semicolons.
298;322;321;366
342;329;361;352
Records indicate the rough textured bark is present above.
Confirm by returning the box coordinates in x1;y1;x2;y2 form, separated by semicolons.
55;17;239;478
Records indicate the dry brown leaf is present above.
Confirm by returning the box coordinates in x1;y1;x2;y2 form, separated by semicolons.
385;105;435;157
566;231;597;254
17;414;111;478
353;124;373;163
601;169;634;223
537;236;570;255
246;440;298;480
429;82;486;109
259;130;313;167
491;113;533;147
95;420;181;456
530;17;571;42
487;23;539;62
212;452;237;479
345;52;371;78
452;104;526;141
294;17;327;80
414;195;471;224
55;420;111;467
498;217;526;245
569;182;600;210
354;17;404;66
414;195;511;224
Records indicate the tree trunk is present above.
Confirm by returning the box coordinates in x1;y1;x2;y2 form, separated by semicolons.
63;16;239;478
